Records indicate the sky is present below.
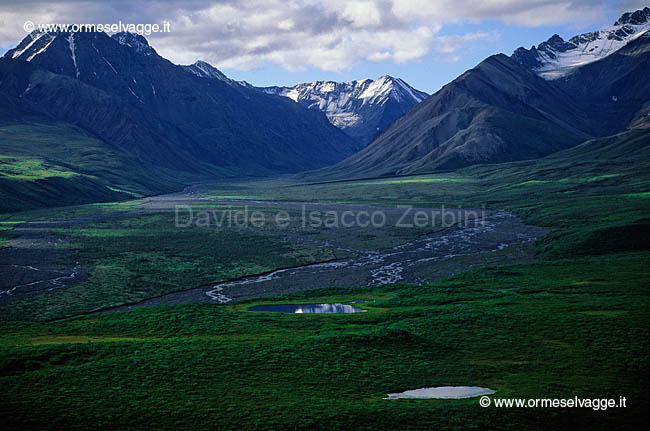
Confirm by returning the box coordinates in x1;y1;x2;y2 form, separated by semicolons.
0;0;648;93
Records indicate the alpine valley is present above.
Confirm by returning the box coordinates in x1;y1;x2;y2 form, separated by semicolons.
0;6;649;431
0;28;436;210
1;31;364;210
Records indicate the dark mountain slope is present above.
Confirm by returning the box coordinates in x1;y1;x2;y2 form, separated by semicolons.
3;31;360;175
0;117;185;212
306;15;650;181
554;32;650;136
0;58;207;174
305;54;591;179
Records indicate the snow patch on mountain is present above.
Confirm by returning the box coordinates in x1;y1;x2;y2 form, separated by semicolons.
7;31;55;61
24;35;55;62
90;42;118;74
260;76;427;129
9;31;45;59
512;7;650;79
66;34;79;77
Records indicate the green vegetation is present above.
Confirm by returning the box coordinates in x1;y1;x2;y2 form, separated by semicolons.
0;156;78;180
0;253;647;430
0;212;338;321
196;172;480;207
0;221;20;248
198;130;650;259
355;177;470;185
0;121;184;212
0;199;149;224
0;221;20;230
0;130;648;429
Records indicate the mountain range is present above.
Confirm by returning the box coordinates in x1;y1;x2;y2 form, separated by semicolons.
512;7;650;79
0;29;428;209
2;31;360;177
254;77;428;145
180;60;428;145
307;8;650;179
1;8;649;210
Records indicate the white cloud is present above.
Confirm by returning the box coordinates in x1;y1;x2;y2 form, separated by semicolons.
341;1;382;27
391;0;607;26
433;32;499;55
0;0;639;71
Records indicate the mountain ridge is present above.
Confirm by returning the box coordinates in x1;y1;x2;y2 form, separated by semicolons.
303;9;650;180
256;76;428;144
512;7;650;79
2;29;360;176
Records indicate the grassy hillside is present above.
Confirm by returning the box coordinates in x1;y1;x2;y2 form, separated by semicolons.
0;120;185;212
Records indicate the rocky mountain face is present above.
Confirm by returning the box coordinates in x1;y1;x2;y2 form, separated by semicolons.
306;9;650;180
256;76;428;145
2;30;360;176
512;7;650;79
181;60;236;84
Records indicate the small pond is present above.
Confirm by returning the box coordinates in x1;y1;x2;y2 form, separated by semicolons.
249;303;365;313
386;386;495;399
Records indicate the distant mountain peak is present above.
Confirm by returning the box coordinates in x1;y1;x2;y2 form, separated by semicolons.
256;76;427;144
111;32;155;56
181;60;233;83
512;7;650;79
615;7;650;26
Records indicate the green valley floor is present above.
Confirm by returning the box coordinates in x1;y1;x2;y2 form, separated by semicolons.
0;130;649;430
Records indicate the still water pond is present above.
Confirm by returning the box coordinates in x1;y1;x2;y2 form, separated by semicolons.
386;386;496;399
249;303;365;313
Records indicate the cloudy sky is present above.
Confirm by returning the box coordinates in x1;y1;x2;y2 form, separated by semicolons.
0;0;647;92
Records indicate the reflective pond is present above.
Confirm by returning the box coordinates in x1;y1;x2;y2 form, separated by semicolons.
386;386;496;399
249;303;365;313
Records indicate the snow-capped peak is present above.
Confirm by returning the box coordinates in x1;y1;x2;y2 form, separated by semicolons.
262;75;426;109
512;7;650;79
66;33;79;77
256;76;428;144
